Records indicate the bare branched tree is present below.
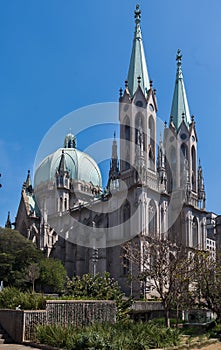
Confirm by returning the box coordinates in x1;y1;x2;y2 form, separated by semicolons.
194;250;221;322
122;236;196;327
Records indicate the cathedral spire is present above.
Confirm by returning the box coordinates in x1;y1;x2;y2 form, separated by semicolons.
127;4;150;97
107;133;120;191
5;211;12;229
26;170;32;188
170;49;191;130
58;150;67;173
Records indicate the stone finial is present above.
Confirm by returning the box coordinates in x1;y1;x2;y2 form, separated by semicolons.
119;87;123;98
125;80;128;88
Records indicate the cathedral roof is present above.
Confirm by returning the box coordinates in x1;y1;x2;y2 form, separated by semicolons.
170;49;191;130
127;5;150;97
34;134;102;188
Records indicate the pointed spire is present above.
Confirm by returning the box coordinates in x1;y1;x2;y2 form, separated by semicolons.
170;49;191;130
198;160;206;209
58;150;67;173
127;4;150;97
26;170;32;188
108;133;120;190
5;211;12;229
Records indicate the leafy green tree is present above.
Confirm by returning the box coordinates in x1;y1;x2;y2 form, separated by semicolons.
64;272;133;321
0;228;43;287
38;258;67;293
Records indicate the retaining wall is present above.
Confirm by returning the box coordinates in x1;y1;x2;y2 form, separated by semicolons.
0;300;116;343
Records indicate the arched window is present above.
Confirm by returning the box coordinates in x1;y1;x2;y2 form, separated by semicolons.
60;197;63;212
168;146;176;190
148;200;157;237
192;217;198;248
122;201;131;238
181;143;188;159
135;112;146;151
124;116;130;141
148;116;155;169
191;146;196;192
64;198;67;210
123;116;130;170
180;144;188;185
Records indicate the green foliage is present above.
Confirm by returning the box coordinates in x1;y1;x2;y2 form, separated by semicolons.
0;228;68;292
64;272;133;321
0;228;43;288
38;258;67;293
0;287;46;309
36;322;181;350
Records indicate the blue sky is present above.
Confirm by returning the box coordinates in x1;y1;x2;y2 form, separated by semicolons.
0;0;221;226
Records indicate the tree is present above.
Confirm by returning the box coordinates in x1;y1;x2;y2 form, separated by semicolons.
123;236;195;327
64;272;133;321
38;258;67;293
194;250;221;321
26;263;40;292
0;228;43;287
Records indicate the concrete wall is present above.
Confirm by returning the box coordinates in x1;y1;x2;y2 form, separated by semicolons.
46;300;116;326
0;309;46;343
0;300;116;343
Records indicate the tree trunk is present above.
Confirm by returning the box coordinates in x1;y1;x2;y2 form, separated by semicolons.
165;308;170;328
176;304;179;328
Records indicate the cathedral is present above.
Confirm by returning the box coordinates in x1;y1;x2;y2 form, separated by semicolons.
14;5;216;297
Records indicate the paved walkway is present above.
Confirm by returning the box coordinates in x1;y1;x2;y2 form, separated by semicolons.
0;346;38;349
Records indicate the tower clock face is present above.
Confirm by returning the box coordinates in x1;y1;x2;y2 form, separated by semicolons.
149;103;154;111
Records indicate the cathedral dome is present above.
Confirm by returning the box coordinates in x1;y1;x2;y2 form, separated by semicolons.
34;134;102;188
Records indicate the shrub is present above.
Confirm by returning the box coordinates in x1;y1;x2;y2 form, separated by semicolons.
0;287;46;309
36;322;181;349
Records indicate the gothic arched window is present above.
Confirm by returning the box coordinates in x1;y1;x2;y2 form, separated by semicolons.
148;116;155;170
191;146;196;192
192;217;198;248
122;201;131;238
135;113;145;150
148;200;157;237
123;116;130;170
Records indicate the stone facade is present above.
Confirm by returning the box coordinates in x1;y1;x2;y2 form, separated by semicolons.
15;5;215;298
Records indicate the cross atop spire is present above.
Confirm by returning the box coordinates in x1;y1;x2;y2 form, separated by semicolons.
127;4;150;97
176;49;182;67
134;4;141;23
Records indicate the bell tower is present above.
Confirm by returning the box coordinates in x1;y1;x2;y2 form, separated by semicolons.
119;5;158;186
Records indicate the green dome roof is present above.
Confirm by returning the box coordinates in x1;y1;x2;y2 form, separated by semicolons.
34;147;102;188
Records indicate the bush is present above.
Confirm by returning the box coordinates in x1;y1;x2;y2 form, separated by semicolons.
36;322;181;349
64;272;133;321
0;287;46;309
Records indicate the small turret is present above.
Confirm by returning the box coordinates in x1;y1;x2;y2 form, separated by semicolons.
56;150;70;189
107;132;120;191
5;211;12;229
22;170;33;194
157;138;167;192
198;160;206;209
